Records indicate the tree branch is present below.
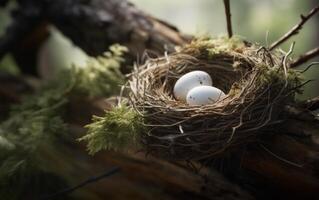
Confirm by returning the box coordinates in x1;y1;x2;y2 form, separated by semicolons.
0;0;190;73
291;47;319;67
45;0;189;57
223;0;233;38
269;5;319;51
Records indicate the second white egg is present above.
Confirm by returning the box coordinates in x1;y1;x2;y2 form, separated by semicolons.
186;86;226;106
173;71;212;101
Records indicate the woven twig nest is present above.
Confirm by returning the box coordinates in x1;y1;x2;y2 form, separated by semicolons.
128;37;301;160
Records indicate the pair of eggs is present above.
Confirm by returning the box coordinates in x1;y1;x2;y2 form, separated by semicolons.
173;71;226;105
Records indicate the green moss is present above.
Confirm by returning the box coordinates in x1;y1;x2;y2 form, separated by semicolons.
187;36;302;95
0;86;68;198
73;44;127;97
182;35;246;58
79;104;144;154
0;44;128;198
256;62;302;92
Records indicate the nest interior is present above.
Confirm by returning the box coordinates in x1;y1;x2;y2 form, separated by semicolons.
129;36;302;160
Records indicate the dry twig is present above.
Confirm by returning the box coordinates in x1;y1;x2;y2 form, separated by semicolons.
40;167;121;200
269;5;319;51
291;47;319;68
223;0;233;38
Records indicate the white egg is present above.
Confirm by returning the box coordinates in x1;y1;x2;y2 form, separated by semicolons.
173;71;212;101
186;86;226;106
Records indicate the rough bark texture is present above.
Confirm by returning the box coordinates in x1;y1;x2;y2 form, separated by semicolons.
0;0;189;75
45;0;189;56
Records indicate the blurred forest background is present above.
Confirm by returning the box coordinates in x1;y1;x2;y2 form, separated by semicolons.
0;0;318;98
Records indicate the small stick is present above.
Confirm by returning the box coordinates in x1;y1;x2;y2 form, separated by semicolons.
40;167;121;200
300;62;319;73
259;144;303;168
269;5;319;51
223;0;233;38
291;47;319;68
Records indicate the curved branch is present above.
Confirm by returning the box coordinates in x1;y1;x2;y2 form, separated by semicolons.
269;5;319;51
291;47;319;67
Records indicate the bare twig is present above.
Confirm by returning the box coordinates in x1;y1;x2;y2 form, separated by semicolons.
291;47;319;68
269;5;319;51
223;0;233;38
299;62;319;73
40;167;121;200
259;144;303;168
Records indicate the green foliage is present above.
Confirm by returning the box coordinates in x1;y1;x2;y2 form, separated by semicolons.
182;35;246;57
79;104;143;154
0;44;128;198
0;54;20;75
0;84;68;199
73;44;127;97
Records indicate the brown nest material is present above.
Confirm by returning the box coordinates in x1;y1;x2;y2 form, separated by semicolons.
128;36;302;160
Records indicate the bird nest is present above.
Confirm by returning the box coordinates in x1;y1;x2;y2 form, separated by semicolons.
128;36;301;160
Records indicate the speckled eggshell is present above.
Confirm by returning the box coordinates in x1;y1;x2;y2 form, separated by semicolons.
186;86;226;106
173;71;212;101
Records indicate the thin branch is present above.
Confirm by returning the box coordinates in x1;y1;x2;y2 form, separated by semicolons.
223;0;233;38
40;167;121;200
259;144;303;168
269;5;319;51
300;62;319;73
291;47;319;68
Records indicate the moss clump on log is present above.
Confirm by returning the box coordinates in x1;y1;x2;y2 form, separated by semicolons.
79;104;144;154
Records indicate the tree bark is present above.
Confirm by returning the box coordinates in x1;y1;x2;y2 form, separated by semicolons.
0;0;189;75
45;0;189;57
